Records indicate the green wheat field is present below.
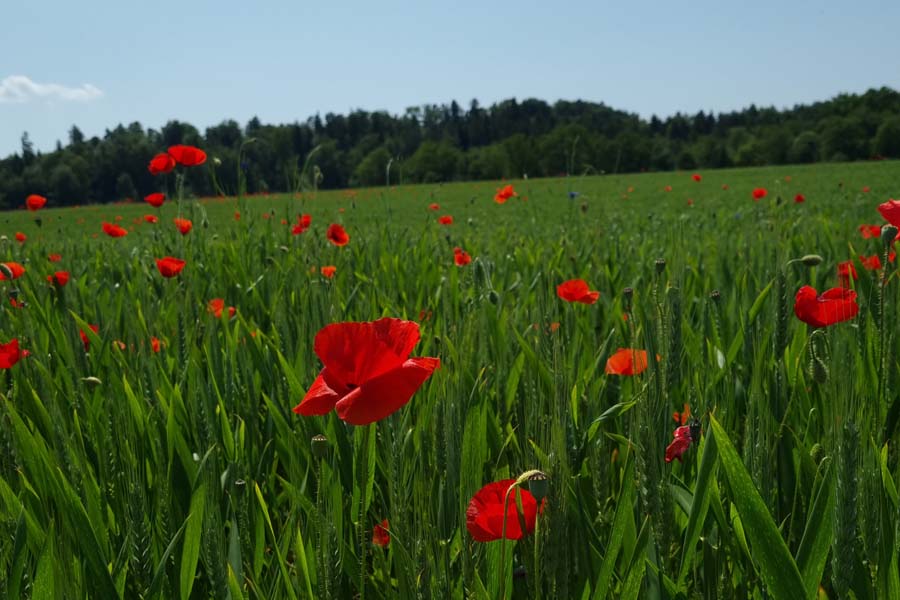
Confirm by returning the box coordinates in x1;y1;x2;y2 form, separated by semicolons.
2;159;900;599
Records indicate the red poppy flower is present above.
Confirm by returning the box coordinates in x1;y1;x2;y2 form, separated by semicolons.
428;203;440;211
144;193;165;207
80;324;99;351
665;426;694;463
605;348;649;376
148;153;176;175
326;223;349;246
0;262;26;280
878;200;900;229
156;257;186;278
151;337;161;353
453;247;471;266
292;214;312;235
173;218;192;235
687;199;694;206
0;339;23;369
751;188;767;201
438;215;453;225
26;194;47;211
664;185;672;192
859;224;882;239
102;222;127;237
144;214;159;224
862;186;871;193
794;285;859;327
372;519;390;547
691;174;702;182
207;298;236;319
837;261;858;287
321;266;337;278
167;145;207;167
47;271;69;287
292;317;440;425
234;211;240;221
465;479;540;542
794;193;805;203
556;279;600;304
15;232;26;243
494;184;517;204
672;403;691;426
860;255;882;270
721;184;729;190
48;253;62;262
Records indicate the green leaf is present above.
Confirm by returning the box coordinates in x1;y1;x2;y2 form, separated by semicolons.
795;458;834;600
678;432;718;586
595;453;634;598
180;482;207;600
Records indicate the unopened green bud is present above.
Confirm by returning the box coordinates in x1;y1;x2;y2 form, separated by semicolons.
488;290;500;305
810;443;825;465
800;254;824;267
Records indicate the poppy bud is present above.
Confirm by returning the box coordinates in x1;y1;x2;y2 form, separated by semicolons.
0;264;12;280
655;258;666;274
810;443;825;465
810;355;828;384
709;290;721;303
882;224;898;247
8;288;18;299
800;254;823;267
527;471;549;503
488;290;500;305
580;202;588;213
213;157;222;166
81;376;102;386
311;434;329;459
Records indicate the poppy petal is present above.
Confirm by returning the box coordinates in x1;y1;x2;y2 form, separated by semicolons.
293;371;342;416
313;318;422;386
334;357;440;425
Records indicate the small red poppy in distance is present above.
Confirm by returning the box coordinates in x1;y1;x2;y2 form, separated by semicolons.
751;188;767;201
794;285;859;327
878;200;900;230
47;271;69;287
837;261;858;287
794;193;805;203
466;479;541;542
664;185;673;192
438;215;454;225
326;223;349;246
0;262;26;280
453;247;471;266
0;339;25;369
144;215;159;224
372;519;390;547
102;222;128;237
862;186;871;193
860;255;882;270
665;420;701;463
320;265;337;278
428;203;440;211
48;253;62;262
207;298;236;319
26;194;47;211
15;232;26;243
173;218;193;235
556;279;600;304
292;214;312;235
494;184;517;204
691;174;702;182
148;153;176;175
155;257;186;278
605;348;649;376
293;317;440;425
144;193;165;207
79;324;99;351
150;337;161;353
859;224;883;239
167;145;207;167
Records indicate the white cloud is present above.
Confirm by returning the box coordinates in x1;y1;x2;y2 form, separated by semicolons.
0;75;103;103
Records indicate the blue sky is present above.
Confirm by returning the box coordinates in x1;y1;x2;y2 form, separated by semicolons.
1;0;897;156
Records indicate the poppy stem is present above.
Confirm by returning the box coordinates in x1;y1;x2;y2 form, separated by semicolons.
498;483;517;600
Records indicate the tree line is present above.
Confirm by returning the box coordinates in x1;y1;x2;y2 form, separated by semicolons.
1;86;899;208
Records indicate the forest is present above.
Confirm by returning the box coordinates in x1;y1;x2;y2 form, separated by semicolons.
1;86;898;207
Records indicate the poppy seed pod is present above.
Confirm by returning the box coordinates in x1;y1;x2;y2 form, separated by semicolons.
527;472;549;503
800;254;824;267
0;264;13;280
710;290;721;303
311;434;329;459
655;258;666;274
882;224;898;247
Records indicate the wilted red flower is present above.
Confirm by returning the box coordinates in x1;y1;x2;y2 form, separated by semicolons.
80;324;99;351
860;255;882;270
144;193;165;207
794;285;859;327
665;424;698;463
751;188;767;201
326;223;349;246
466;479;541;542
372;519;390;547
207;298;236;319
438;215;453;225
148;153;176;175
605;348;649;376
167;145;207;167
453;247;471;266
859;224;883;239
26;194;47;211
428;203;440;211
144;214;159;224
155;256;186;278
15;232;26;243
0;339;24;369
556;279;599;304
48;253;62;262
102;222;127;238
494;184;517;204
0;262;26;280
173;218;192;235
292;317;440;425
47;271;69;287
794;193;805;203
837;260;858;287
151;337;161;353
691;174;702;182
321;265;336;278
